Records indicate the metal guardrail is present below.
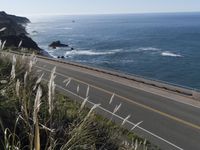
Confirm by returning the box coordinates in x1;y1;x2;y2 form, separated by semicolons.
96;65;198;91
1;50;199;97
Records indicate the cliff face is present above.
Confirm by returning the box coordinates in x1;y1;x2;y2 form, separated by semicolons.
0;11;30;36
0;11;41;51
0;11;30;24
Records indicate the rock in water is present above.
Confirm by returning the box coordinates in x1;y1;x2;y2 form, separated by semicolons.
49;41;69;49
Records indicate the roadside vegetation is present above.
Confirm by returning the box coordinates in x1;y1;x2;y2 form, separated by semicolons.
0;46;160;149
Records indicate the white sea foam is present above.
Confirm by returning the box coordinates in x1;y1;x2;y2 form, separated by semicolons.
161;51;182;57
136;47;182;57
45;51;57;58
136;47;160;52
65;49;122;56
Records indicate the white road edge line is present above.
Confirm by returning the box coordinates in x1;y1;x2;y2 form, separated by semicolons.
0;48;188;149
41;77;183;150
35;64;200;109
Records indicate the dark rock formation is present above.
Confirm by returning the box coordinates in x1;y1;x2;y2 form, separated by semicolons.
0;11;42;52
0;34;41;50
0;11;30;36
49;41;69;49
57;56;65;59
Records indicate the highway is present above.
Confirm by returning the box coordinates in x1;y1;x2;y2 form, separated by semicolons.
2;52;200;150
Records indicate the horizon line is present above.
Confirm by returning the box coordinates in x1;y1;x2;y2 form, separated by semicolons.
14;10;200;17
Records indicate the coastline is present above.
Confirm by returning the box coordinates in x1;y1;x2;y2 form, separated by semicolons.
1;12;200;149
26;13;200;89
0;11;52;57
3;12;200;89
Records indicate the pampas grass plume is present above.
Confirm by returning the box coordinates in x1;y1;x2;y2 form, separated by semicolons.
33;73;44;90
48;67;56;114
109;93;115;104
33;86;42;124
10;55;16;80
0;27;7;32
131;121;143;131
113;103;122;114
77;84;80;94
121;115;131;126
80;97;89;111
24;71;28;87
85;104;100;120
86;85;89;98
1;40;6;50
16;79;20;97
65;78;71;87
18;40;23;48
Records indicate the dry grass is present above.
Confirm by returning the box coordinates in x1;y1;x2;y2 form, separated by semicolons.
0;52;159;150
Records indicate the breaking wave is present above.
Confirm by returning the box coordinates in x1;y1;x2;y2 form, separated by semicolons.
136;47;160;52
135;47;183;58
161;51;182;57
65;49;122;56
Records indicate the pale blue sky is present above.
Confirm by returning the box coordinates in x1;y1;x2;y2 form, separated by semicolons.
1;0;200;16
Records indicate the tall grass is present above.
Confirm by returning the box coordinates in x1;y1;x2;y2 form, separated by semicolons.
0;53;157;150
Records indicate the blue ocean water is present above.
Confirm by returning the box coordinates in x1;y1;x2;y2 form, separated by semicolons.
27;13;200;89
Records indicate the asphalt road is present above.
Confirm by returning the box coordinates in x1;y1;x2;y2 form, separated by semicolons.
2;52;200;150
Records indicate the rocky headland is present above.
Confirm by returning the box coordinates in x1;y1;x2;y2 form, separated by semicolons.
0;11;42;53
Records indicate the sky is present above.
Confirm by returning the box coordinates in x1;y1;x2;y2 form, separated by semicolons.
1;0;200;16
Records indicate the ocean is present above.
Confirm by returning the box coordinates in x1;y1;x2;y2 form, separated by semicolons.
27;13;200;89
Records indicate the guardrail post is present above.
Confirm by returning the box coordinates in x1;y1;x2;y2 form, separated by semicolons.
192;90;200;101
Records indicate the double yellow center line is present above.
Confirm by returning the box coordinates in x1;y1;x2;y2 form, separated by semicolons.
35;64;200;131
